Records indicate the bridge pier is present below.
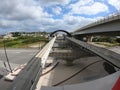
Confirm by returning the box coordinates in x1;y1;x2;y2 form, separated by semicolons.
73;35;93;42
86;36;93;42
65;59;74;66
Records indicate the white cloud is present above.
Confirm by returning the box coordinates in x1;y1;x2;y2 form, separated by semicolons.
22;14;95;32
69;0;109;15
0;0;51;20
63;14;95;31
35;14;95;32
52;7;62;15
39;0;71;7
64;15;83;25
108;0;120;11
0;0;54;34
0;0;117;34
70;0;94;7
0;20;18;28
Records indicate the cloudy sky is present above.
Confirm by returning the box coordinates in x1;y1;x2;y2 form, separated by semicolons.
0;0;120;34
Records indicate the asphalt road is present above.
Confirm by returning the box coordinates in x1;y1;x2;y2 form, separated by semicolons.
0;48;39;64
0;48;39;75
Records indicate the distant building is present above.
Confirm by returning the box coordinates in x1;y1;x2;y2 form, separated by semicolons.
3;32;14;39
7;31;49;38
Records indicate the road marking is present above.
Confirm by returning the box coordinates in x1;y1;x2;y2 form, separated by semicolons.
15;52;21;53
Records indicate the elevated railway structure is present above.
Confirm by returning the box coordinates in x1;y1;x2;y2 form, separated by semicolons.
7;36;120;90
72;13;120;42
73;13;120;36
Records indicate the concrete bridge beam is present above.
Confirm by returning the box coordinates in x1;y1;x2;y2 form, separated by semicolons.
67;37;120;68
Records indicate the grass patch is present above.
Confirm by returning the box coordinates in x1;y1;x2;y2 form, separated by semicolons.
0;36;48;48
95;42;120;47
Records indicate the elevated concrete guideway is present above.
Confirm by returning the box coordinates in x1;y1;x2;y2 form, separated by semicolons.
72;13;120;36
67;37;120;68
4;26;120;90
8;37;56;90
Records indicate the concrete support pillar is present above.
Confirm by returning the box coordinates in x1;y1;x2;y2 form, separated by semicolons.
65;59;74;66
86;36;93;42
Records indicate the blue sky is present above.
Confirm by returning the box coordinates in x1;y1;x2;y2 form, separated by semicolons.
0;0;120;34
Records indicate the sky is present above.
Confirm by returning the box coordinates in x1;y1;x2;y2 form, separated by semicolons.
0;0;120;34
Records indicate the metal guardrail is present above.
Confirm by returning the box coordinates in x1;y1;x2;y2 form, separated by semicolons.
8;37;56;90
67;37;120;68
